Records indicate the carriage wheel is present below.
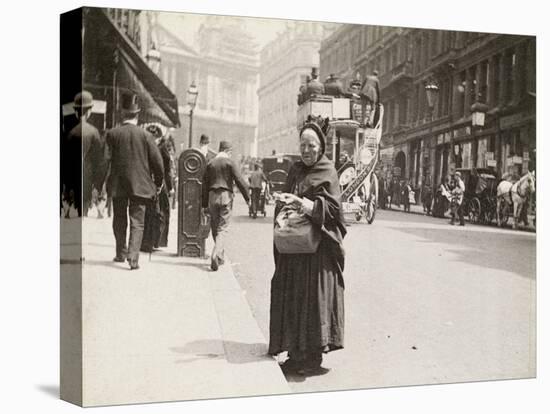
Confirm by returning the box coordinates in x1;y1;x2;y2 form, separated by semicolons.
365;173;378;224
468;198;481;224
484;198;496;224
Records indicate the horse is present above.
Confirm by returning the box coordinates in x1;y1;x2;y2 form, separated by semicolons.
496;171;536;229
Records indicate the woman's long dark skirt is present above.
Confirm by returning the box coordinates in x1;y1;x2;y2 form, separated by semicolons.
268;239;344;357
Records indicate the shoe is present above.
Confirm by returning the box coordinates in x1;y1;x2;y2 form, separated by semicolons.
211;257;219;271
459;223;465;226
113;256;126;263
279;358;302;374
127;258;139;270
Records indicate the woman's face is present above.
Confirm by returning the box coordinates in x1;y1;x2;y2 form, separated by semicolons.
300;129;322;166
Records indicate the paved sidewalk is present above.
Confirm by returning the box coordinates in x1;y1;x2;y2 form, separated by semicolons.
62;211;289;407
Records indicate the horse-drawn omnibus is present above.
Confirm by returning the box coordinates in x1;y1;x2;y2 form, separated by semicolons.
296;91;384;223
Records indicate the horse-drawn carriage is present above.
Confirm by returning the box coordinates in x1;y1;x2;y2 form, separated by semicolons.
455;168;498;225
261;154;302;193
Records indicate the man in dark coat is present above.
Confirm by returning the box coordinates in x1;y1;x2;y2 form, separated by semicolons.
361;70;381;128
304;67;325;101
202;141;250;271
62;91;103;217
103;94;164;270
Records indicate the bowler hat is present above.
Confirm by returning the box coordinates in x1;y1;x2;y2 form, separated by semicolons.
121;92;141;114
219;141;233;152
73;90;93;109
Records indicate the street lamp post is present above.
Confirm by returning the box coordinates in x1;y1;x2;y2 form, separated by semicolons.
186;81;199;148
424;79;439;192
470;98;489;168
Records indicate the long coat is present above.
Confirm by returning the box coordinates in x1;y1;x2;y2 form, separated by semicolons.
63;119;103;208
104;123;164;199
269;156;346;357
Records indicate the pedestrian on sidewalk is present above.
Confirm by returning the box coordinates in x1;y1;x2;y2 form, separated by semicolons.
248;163;268;218
202;140;250;271
62;90;104;218
198;134;215;163
102;93;164;270
422;181;433;215
269;121;346;376
449;171;465;226
402;180;413;213
141;123;174;252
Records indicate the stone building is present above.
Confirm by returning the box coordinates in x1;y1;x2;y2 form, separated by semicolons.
157;15;259;156
62;8;180;134
320;26;536;190
257;21;339;156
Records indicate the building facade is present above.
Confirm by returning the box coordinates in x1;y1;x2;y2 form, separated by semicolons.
65;8;180;135
257;21;339;156
320;26;536;191
157;15;259;157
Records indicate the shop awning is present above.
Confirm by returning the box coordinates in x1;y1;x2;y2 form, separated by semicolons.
94;9;180;127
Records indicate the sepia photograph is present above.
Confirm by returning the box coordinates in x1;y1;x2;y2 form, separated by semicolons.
57;3;538;408
3;0;548;413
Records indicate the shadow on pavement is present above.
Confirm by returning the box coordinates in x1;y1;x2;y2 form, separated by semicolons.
171;340;273;364
36;384;59;399
390;225;535;279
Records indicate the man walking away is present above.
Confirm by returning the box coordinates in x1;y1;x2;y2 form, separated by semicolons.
249;163;268;218
63;90;103;217
450;171;465;226
202;141;250;271
198;133;215;163
103;93;164;270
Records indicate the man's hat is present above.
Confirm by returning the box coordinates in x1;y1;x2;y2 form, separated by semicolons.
73;90;93;109
200;134;210;144
121;92;141;114
454;171;462;178
219;140;233;152
311;67;319;77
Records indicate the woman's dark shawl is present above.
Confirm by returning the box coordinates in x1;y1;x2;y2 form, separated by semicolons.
275;155;346;269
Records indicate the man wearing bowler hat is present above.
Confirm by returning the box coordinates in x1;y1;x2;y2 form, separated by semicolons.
103;93;164;270
63;90;103;217
202;141;250;271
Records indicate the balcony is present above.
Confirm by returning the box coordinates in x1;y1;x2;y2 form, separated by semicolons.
380;60;413;93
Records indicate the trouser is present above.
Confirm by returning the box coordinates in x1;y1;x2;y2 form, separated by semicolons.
451;202;464;225
251;188;261;215
112;196;148;263
208;189;233;263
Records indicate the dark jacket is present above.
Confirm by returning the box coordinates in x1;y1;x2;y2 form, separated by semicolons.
104;122;164;199
202;155;250;207
159;141;173;193
63;119;103;193
361;74;380;104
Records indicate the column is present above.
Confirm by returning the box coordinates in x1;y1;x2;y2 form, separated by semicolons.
474;63;481;102
499;52;506;107
513;44;523;101
487;57;496;108
464;68;473;116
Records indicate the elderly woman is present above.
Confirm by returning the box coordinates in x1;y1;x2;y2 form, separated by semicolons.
268;122;346;375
